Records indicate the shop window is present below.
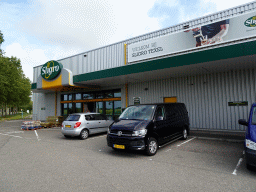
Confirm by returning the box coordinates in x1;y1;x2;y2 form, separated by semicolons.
83;93;94;100
105;91;113;98
62;94;73;101
114;101;121;120
63;95;68;101
75;93;81;100
62;103;73;117
96;102;104;114
114;90;121;98
106;101;113;120
68;103;73;114
75;103;82;113
63;103;68;115
68;94;72;101
96;92;104;99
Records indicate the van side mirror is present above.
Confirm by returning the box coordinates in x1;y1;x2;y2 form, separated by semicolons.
156;116;164;121
238;119;248;126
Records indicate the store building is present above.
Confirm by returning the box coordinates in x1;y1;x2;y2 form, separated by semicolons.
32;2;256;131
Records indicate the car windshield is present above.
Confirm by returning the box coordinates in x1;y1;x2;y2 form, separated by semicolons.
119;105;155;120
65;115;80;121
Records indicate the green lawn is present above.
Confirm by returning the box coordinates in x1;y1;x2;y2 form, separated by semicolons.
0;113;32;122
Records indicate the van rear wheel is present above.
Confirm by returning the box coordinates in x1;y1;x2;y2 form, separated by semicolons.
182;128;188;140
146;137;158;156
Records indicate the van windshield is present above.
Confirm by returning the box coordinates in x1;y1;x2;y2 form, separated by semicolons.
251;107;256;125
119;105;155;120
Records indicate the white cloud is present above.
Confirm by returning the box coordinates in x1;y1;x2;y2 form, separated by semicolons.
19;0;160;51
5;43;49;81
2;0;161;82
201;0;254;12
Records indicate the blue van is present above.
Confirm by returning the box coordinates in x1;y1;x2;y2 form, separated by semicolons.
238;103;256;170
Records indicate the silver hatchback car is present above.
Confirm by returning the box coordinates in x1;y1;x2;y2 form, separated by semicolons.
61;113;114;140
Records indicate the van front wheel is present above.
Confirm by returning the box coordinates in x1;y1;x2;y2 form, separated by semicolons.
146;137;158;156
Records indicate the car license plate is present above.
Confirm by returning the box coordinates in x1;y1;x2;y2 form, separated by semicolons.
65;125;71;128
113;144;125;149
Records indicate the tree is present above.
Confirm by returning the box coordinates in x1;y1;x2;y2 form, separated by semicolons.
0;31;31;116
0;30;4;55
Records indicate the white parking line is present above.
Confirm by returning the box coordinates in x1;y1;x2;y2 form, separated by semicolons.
34;130;41;141
177;137;196;147
232;157;243;175
5;131;24;134
165;149;172;152
0;133;23;138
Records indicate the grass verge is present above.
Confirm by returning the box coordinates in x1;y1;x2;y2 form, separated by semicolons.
0;113;32;122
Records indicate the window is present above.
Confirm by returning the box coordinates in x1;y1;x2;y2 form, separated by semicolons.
63;103;68;115
75;93;81;100
105;91;113;98
61;94;72;101
114;101;121;120
68;94;72;101
62;103;73;116
96;102;103;114
155;106;165;119
83;93;94;100
114;90;121;98
85;115;91;121
251;107;256;125
119;105;155;120
75;103;82;113
106;101;113;120
96;92;104;99
65;115;80;121
95;114;106;120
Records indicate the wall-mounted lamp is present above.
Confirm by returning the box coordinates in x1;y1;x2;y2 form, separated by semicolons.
144;88;148;91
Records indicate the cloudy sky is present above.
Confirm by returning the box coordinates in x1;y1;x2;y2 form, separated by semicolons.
0;0;254;81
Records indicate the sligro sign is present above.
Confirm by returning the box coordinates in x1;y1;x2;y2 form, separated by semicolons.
41;60;63;80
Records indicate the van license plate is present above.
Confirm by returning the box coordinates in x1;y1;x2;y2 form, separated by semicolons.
65;125;71;128
114;144;125;149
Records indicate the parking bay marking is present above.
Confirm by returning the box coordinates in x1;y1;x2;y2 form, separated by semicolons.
0;133;23;138
5;131;24;134
177;137;196;147
232;151;245;175
34;130;41;141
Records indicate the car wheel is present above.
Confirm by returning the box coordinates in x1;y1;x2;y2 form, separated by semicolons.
80;129;89;140
146;137;158;156
182;128;188;140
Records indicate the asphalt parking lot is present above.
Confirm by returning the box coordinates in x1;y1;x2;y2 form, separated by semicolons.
0;120;255;192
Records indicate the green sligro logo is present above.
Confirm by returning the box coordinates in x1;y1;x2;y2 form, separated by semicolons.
41;60;63;80
244;16;256;27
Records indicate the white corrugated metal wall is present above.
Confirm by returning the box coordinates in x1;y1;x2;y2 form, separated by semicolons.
128;68;256;131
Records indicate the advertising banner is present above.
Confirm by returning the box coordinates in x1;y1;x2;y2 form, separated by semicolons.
127;11;256;63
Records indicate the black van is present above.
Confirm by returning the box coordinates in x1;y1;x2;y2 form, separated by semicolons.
107;103;190;156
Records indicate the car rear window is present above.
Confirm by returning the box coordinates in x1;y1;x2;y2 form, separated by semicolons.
65;115;80;121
